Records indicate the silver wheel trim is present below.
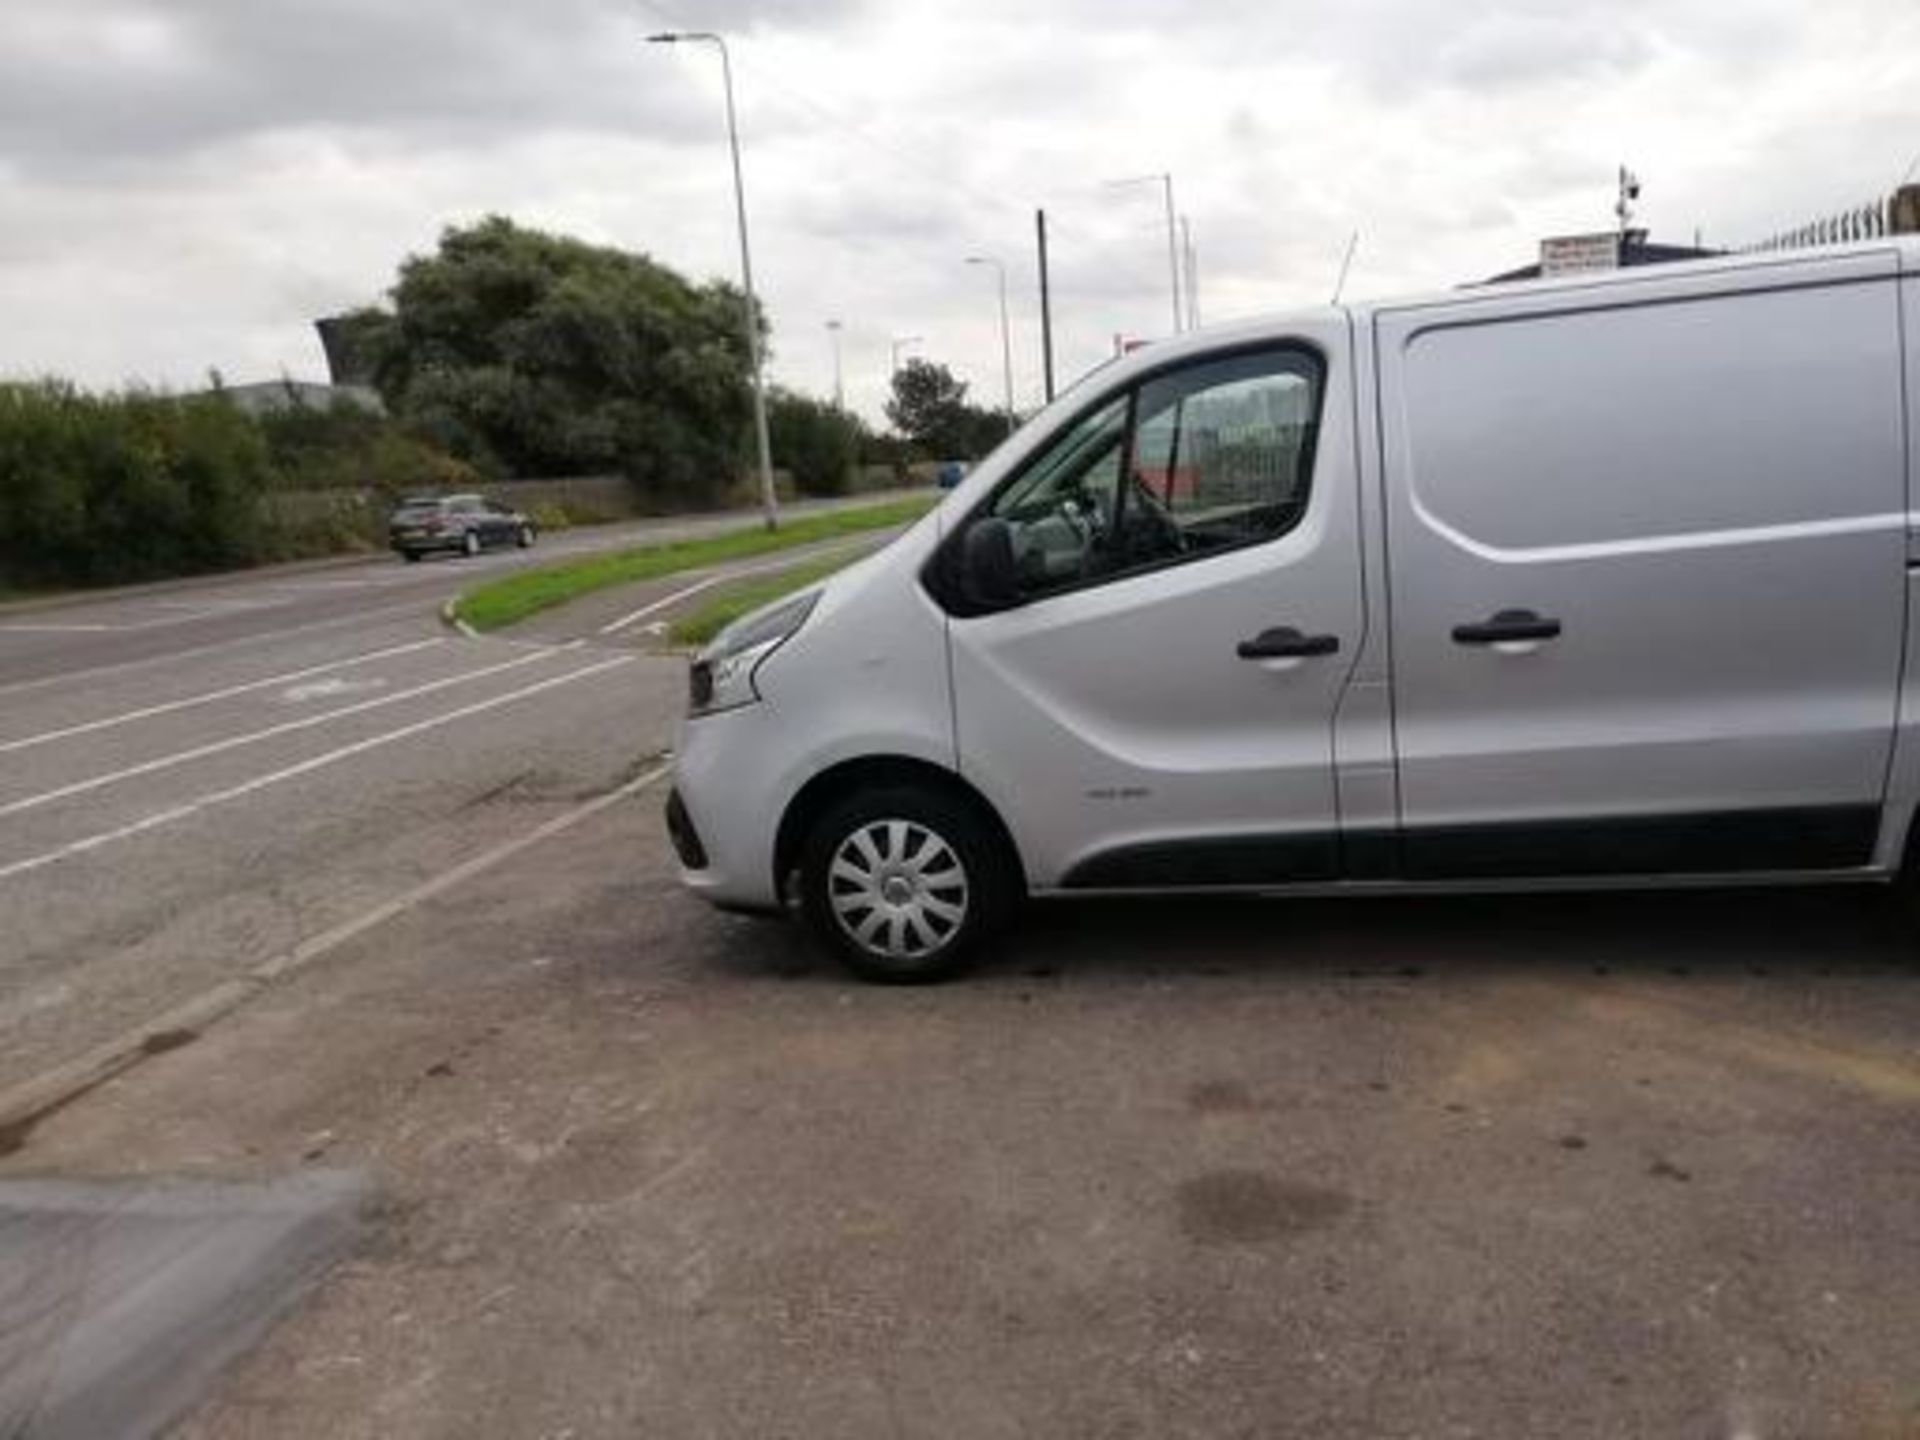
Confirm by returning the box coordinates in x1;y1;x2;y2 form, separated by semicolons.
827;819;969;960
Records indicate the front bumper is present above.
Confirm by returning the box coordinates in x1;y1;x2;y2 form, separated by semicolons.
663;787;708;869
668;703;788;912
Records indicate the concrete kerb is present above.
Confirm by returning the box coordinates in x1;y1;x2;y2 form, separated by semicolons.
439;598;480;639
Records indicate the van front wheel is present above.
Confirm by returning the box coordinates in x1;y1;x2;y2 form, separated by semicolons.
799;786;1012;983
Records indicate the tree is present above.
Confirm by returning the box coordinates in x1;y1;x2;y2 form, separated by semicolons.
885;357;1014;460
767;389;865;496
366;217;763;507
885;359;971;456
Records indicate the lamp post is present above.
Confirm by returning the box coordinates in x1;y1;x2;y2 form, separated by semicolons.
825;318;844;411
647;29;778;531
964;255;1015;426
1105;172;1182;336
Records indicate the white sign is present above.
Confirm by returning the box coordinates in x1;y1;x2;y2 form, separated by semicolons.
1539;232;1619;276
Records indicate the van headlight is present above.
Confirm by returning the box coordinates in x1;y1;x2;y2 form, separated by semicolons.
687;590;820;717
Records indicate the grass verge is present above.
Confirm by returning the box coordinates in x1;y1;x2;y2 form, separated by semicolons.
667;550;865;647
451;495;935;632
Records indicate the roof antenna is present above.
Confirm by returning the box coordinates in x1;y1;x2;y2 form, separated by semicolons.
1330;231;1360;304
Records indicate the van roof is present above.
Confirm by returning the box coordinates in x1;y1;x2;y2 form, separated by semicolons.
1004;237;1920;441
1354;234;1920;318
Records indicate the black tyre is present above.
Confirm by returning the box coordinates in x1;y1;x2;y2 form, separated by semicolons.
401;549;423;564
799;785;1016;983
461;530;481;557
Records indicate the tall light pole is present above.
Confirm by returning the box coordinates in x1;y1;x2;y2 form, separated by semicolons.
1180;216;1200;329
1106;172;1182;335
825;318;844;411
889;334;923;375
648;30;778;531
964;255;1015;426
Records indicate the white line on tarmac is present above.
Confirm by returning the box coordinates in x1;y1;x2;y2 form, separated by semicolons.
597;541;875;636
0;759;671;1131
0;639;444;755
598;577;727;634
0;644;575;819
0;599;437;700
0;624;118;634
0;654;635;883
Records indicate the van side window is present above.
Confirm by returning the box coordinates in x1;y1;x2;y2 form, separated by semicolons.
1131;351;1319;555
951;346;1321;608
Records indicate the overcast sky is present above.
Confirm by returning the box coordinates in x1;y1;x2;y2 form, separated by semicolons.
3;0;1917;422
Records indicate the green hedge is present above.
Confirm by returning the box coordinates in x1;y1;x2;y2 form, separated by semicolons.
0;381;475;590
0;382;274;586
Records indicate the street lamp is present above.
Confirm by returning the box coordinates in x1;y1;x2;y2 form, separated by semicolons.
825;318;844;411
889;334;923;375
1105;172;1182;336
647;29;778;531
964;255;1015;426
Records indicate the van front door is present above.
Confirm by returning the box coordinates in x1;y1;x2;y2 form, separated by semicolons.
1377;255;1907;878
941;318;1365;890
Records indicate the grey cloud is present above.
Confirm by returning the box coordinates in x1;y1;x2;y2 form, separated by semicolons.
1434;16;1654;91
0;0;866;178
0;0;1913;410
982;0;1798;96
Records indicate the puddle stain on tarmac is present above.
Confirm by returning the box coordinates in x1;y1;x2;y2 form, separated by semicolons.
1177;1170;1351;1246
1185;1079;1277;1115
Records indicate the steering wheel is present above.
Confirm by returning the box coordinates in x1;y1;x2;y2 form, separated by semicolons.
1125;471;1185;558
1058;480;1108;545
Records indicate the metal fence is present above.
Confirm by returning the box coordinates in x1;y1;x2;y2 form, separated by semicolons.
1746;184;1920;252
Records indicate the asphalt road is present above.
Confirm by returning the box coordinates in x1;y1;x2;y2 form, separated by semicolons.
4;495;1920;1438
0;497;909;1095
0;491;902;690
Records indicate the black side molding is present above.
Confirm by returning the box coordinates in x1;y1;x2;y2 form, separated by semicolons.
1056;806;1880;890
1401;805;1879;879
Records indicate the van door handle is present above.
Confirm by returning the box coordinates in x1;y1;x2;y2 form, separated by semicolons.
1237;627;1340;660
1452;609;1562;645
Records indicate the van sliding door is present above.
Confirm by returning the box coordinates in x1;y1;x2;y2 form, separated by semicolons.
1377;253;1906;878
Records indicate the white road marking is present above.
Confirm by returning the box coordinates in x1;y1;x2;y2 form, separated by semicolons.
0;623;118;634
0;654;635;882
0;599;435;700
0;639;441;755
0;758;671;1130
145;597;277;613
596;541;873;637
597;576;726;634
279;677;387;703
0;645;570;819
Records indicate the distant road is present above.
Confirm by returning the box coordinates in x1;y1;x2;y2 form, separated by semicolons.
0;491;921;691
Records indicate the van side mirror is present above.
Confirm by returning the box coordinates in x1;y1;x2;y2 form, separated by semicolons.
960;517;1022;610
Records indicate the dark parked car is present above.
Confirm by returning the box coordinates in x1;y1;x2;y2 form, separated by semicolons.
388;494;537;562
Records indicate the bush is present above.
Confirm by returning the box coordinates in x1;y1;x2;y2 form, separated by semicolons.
0;382;274;586
767;389;864;496
255;398;477;498
0;380;473;590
